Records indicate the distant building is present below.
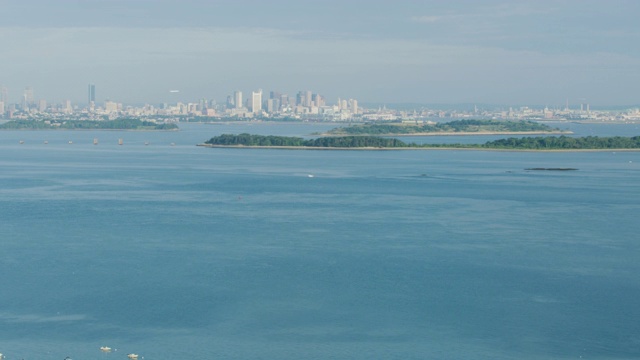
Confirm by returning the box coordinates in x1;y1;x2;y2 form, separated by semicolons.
105;101;118;114
24;86;34;105
252;89;262;114
64;100;72;114
234;90;243;110
22;87;34;110
88;84;96;106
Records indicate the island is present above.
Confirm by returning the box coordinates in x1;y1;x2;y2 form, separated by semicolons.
323;119;569;136
0;118;178;130
200;133;640;151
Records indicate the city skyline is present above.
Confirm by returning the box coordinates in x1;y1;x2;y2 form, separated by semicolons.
0;82;633;111
0;1;639;106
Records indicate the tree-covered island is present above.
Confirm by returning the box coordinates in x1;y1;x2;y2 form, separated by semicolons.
201;133;640;150
0;118;178;130
203;133;406;148
323;119;568;136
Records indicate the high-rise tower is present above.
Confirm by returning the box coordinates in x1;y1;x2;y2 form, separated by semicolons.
252;89;263;114
23;87;34;109
234;91;243;109
88;84;96;105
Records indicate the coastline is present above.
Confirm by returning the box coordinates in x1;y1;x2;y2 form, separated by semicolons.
0;128;179;132
197;144;640;152
320;130;573;137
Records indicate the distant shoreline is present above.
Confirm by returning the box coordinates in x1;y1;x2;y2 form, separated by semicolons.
0;128;179;132
197;144;640;152
319;130;572;137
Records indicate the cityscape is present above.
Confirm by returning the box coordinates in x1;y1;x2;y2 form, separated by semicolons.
1;84;640;123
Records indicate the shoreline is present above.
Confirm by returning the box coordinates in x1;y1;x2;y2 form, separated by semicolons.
197;144;640;152
320;130;573;137
0;128;179;132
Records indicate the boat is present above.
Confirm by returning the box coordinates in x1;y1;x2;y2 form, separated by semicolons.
94;138;99;145
44;140;48;144
144;142;150;146
68;141;73;144
127;354;139;359
19;140;24;144
100;346;112;352
118;138;123;145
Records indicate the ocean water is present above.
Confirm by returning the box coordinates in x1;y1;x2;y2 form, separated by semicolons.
1;123;640;359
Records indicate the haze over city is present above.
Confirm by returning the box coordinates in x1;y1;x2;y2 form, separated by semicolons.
1;0;638;106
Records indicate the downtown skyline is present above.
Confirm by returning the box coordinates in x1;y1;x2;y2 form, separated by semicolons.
0;0;639;106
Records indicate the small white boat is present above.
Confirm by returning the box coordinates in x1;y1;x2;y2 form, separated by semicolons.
19;140;24;144
44;140;48;144
118;138;123;145
127;353;139;359
68;141;73;144
144;142;150;146
94;138;99;145
100;346;112;352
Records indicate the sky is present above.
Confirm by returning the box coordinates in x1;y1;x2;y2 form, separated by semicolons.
0;0;639;107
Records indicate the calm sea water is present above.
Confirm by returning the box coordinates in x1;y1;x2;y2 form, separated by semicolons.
1;123;639;359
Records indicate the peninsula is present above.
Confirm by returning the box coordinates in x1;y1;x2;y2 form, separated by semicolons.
0;118;178;131
322;120;569;136
201;133;640;151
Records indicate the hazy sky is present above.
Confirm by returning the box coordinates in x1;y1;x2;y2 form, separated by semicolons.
1;0;639;106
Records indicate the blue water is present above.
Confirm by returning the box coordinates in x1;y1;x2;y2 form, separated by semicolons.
1;123;640;359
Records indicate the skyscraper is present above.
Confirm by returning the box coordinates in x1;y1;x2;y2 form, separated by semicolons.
234;91;243;109
23;87;34;109
252;89;263;114
88;84;96;105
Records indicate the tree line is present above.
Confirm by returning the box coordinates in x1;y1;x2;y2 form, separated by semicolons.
205;134;406;147
205;133;640;150
328;120;556;135
0;118;177;130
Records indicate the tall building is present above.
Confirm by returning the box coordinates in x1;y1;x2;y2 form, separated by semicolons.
88;84;96;105
64;100;72;114
251;89;263;114
1;86;7;104
24;87;34;104
23;87;34;110
0;101;5;116
234;91;243;109
280;94;289;108
304;90;312;107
